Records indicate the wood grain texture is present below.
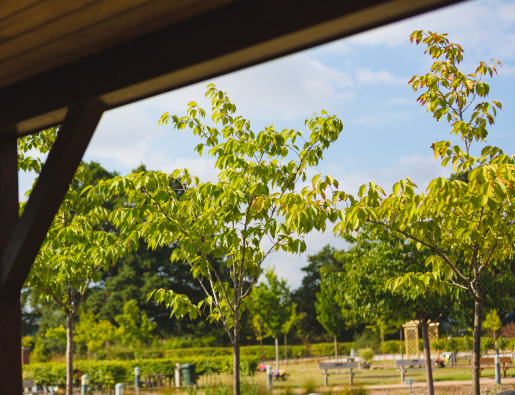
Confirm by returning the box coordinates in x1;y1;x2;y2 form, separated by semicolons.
0;0;232;88
0;0;43;21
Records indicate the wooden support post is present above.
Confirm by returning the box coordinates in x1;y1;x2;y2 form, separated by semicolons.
324;369;328;387
349;368;353;385
0;101;106;299
0;101;105;395
400;366;405;382
0;136;20;395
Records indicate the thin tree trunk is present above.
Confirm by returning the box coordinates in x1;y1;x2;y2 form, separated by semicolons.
233;315;241;395
334;334;338;363
275;337;279;371
472;298;482;395
420;318;434;395
66;314;74;395
259;323;264;364
284;333;288;365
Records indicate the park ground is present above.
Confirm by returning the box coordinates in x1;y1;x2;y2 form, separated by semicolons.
168;361;515;395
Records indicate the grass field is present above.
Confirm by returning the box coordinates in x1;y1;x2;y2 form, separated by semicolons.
196;361;510;389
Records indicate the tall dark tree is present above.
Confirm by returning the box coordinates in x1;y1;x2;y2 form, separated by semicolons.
292;245;343;341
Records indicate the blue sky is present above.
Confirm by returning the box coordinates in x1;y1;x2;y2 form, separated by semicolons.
20;0;515;288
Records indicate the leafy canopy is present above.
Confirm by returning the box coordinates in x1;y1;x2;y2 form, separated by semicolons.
252;268;291;339
331;31;511;300
85;85;342;343
21;128;136;318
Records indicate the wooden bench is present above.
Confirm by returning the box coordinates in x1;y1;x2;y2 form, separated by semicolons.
146;373;174;388
479;357;512;378
22;380;51;394
395;359;435;382
319;362;358;386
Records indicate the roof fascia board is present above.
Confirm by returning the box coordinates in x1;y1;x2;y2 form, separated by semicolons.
0;0;462;136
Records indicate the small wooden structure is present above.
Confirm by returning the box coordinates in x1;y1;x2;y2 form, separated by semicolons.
319;362;358;386
403;321;420;359
403;321;439;359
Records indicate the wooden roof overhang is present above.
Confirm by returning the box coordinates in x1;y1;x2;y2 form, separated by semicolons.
0;0;462;393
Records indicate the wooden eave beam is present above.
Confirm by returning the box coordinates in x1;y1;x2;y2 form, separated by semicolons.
0;101;106;300
0;0;462;136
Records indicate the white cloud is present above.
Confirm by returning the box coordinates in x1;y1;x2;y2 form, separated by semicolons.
320;154;450;198
351;110;413;127
87;104;163;169
356;68;405;85
85;52;358;172
145;53;355;123
385;97;413;106
348;0;515;60
146;155;219;184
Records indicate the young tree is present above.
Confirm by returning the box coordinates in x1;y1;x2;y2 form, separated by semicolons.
252;268;291;371
483;310;502;341
331;31;509;395
74;310;116;360
315;278;346;362
330;227;461;395
292;245;342;340
85;85;342;395
282;303;303;364
20;129;135;395
115;300;156;349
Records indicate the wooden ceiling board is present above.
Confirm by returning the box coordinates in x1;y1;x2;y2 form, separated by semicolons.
0;0;168;79
0;0;232;88
0;0;44;21
0;0;103;43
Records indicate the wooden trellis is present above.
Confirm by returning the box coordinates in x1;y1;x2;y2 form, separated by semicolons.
403;321;440;359
403;321;419;359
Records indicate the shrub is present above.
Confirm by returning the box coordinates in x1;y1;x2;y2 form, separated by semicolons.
310;343;354;357
461;336;474;354
379;340;399;355
358;348;374;362
445;338;460;353
480;337;495;354
496;336;510;352
354;331;379;350
430;338;446;352
302;378;317;395
24;356;259;389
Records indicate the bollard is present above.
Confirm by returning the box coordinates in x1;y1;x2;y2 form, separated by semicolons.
81;375;88;395
405;378;414;394
175;363;181;387
266;365;273;390
494;354;501;385
135;367;140;394
115;383;124;395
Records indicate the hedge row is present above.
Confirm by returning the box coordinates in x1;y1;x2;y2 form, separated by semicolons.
23;356;259;389
93;343;356;361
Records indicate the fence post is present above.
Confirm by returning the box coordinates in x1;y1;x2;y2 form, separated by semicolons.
135;367;140;394
175;363;181;387
115;383;124;395
494;354;501;385
266;365;273;390
80;375;88;395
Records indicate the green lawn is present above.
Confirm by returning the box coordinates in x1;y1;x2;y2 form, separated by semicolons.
198;362;511;389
